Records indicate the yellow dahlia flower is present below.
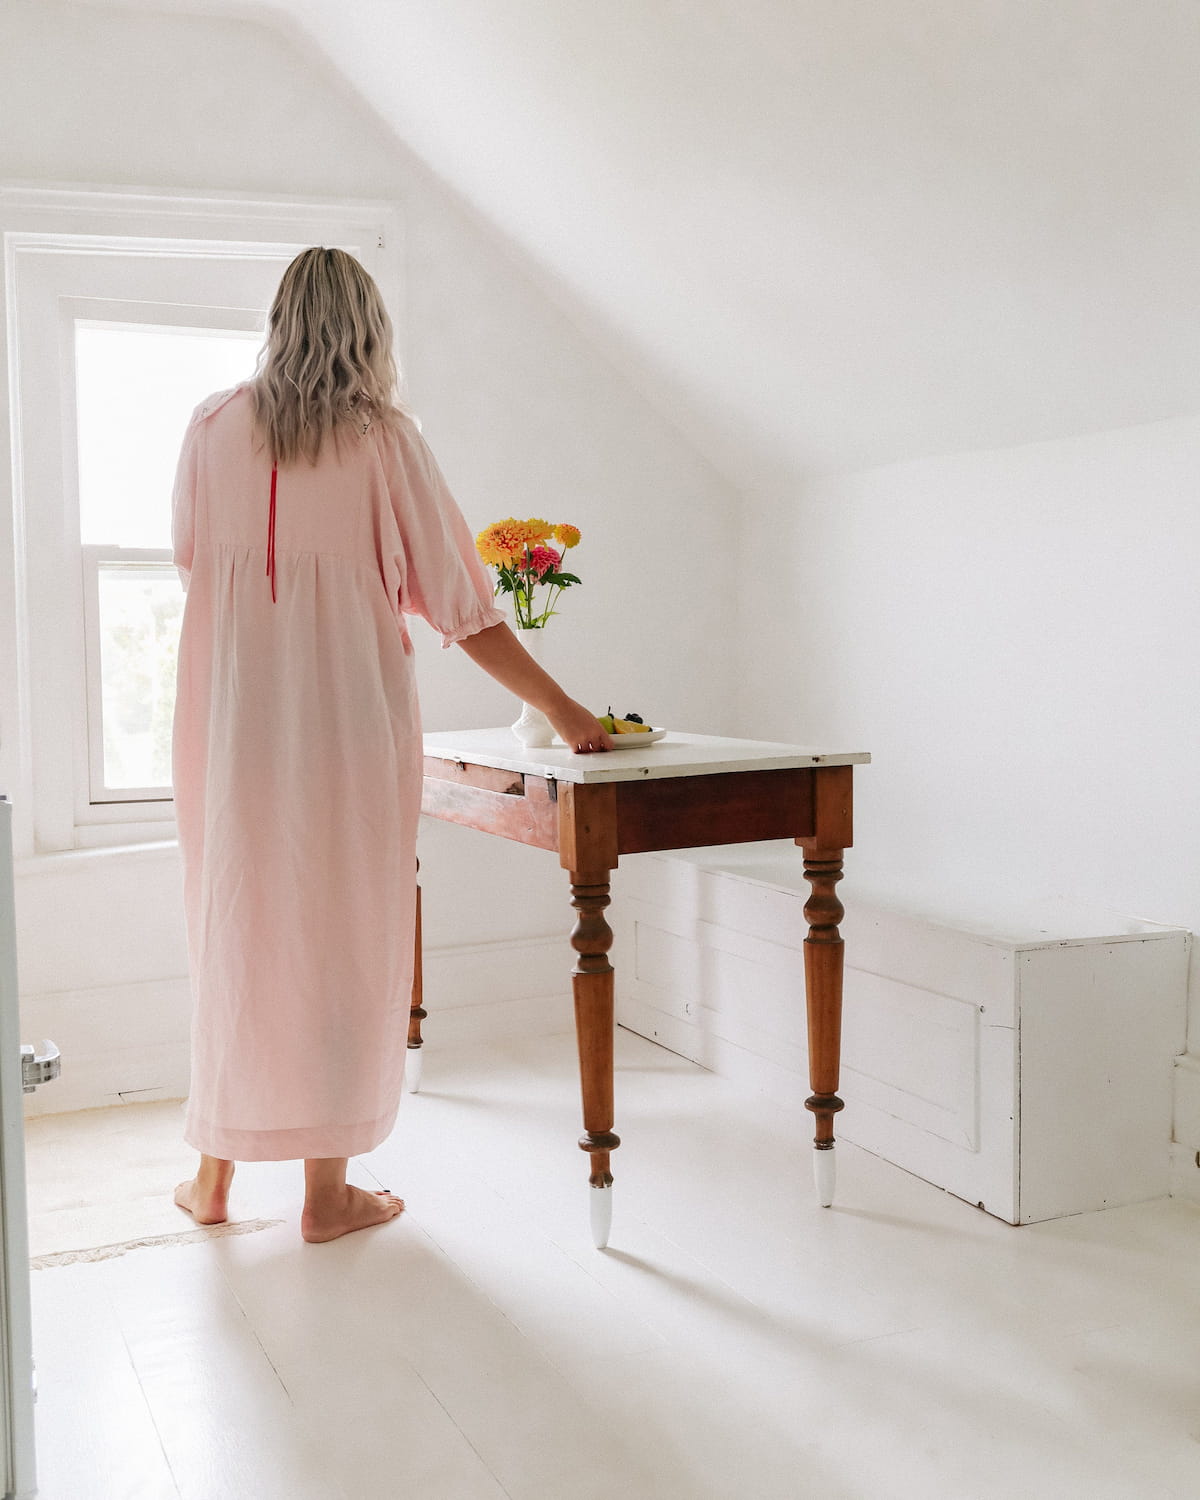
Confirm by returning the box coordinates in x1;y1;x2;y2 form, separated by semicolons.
475;519;531;566
553;523;581;549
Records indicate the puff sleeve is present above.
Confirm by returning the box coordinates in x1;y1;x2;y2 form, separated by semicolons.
383;418;506;647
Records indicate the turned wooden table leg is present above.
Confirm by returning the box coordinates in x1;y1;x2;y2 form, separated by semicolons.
569;869;620;1247
406;858;427;1094
801;846;846;1206
558;782;620;1247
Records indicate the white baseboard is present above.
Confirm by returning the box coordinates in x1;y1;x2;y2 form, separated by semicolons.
417;992;574;1050
19;934;576;1118
420;933;570;1011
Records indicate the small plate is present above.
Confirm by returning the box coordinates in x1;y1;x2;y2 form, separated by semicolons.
602;728;666;750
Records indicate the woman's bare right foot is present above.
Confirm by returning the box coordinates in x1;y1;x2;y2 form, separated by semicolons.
174;1177;230;1225
300;1185;405;1244
174;1154;235;1225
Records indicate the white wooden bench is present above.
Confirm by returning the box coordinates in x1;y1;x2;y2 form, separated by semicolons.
613;842;1189;1224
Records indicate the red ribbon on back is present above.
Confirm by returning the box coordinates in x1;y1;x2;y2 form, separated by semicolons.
267;462;278;603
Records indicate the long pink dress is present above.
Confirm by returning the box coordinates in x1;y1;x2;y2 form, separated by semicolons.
171;385;503;1161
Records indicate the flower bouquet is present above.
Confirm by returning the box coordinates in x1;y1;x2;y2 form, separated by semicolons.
474;517;582;630
475;517;583;746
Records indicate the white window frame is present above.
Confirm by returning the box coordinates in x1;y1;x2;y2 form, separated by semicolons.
1;185;402;860
80;546;177;809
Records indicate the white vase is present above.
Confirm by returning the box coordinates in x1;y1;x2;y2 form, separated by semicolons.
511;626;555;748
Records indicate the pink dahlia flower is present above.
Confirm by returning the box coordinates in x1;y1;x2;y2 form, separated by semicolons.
527;545;562;578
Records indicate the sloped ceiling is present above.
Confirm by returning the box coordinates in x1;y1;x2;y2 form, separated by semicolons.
77;0;1200;485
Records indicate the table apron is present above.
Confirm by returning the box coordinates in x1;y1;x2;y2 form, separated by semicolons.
613;768;818;854
420;761;836;857
421;760;559;851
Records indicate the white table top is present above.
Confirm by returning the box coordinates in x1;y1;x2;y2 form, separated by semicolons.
422;728;871;785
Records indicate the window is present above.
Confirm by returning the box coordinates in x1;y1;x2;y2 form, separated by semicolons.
76;324;259;804
2;188;399;856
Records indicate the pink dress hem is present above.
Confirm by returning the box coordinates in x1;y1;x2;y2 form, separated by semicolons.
183;1104;401;1163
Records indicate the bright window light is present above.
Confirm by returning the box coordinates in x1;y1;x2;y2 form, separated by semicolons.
76;323;259;547
96;564;184;790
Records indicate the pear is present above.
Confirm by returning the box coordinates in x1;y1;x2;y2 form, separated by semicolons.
597;713;616;733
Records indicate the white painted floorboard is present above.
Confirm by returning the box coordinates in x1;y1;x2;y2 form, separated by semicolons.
27;1030;1200;1499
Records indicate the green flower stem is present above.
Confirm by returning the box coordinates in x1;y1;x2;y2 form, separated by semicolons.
488;542;577;631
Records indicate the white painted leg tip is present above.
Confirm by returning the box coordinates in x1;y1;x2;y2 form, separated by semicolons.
589;1186;613;1249
814;1148;836;1208
405;1050;424;1094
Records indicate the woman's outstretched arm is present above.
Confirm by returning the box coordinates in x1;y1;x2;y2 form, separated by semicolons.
456;622;613;753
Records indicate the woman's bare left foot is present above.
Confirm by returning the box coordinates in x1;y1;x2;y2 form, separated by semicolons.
174;1157;234;1224
301;1186;405;1243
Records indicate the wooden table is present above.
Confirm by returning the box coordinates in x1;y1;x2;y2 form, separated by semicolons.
413;729;870;1246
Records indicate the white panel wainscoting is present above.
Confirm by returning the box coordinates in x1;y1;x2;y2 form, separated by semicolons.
613;844;1190;1225
20;977;192;1118
418;935;578;1049
19;936;577;1119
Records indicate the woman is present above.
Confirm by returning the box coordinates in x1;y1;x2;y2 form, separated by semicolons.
171;247;611;1243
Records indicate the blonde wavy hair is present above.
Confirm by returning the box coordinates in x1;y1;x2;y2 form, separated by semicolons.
252;247;403;466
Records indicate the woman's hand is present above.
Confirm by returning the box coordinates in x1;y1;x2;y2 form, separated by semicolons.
547;699;614;755
456;623;612;752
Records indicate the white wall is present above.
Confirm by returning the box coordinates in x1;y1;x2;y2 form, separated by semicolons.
737;414;1200;1139
1;1;739;1108
176;0;1200;485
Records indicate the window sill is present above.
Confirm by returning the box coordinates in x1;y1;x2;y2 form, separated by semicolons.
74;815;175;848
15;838;181;878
